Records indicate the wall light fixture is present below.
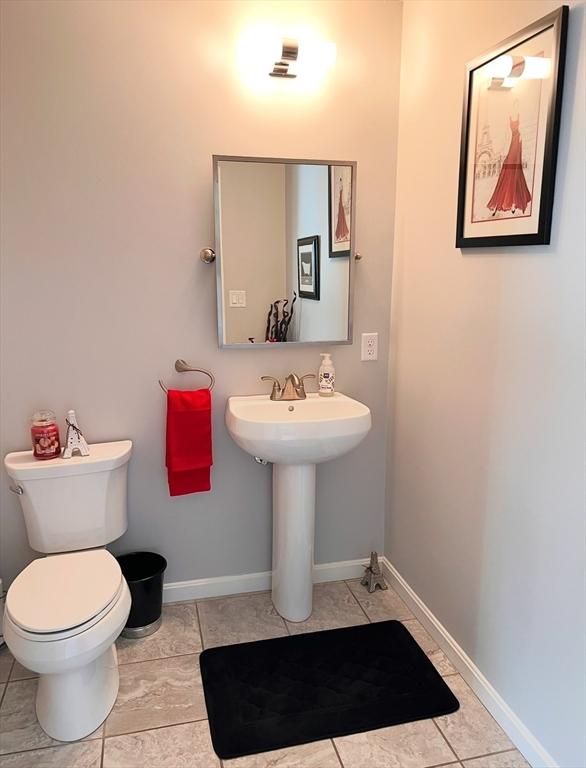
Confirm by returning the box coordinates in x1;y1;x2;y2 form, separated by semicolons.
269;38;299;78
237;24;336;93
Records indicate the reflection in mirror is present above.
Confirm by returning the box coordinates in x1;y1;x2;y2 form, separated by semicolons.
214;157;355;347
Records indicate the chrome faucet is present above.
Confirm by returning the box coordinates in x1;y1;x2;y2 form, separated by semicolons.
261;373;316;401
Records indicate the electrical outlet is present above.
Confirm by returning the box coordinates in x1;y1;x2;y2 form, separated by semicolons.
361;332;378;361
229;290;247;308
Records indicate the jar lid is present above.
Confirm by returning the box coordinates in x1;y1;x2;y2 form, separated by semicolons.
32;409;56;425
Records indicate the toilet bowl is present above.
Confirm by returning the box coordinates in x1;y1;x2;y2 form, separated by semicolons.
3;549;131;741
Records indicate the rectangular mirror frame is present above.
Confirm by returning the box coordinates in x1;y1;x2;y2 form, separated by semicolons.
213;155;357;349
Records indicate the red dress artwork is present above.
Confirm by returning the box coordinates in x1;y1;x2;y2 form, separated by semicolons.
335;186;350;242
487;116;532;215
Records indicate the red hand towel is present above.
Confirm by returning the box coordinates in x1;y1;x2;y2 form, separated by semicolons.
166;389;213;496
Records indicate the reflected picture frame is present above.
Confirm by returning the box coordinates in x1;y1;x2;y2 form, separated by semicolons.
455;5;568;248
297;235;320;300
329;165;353;258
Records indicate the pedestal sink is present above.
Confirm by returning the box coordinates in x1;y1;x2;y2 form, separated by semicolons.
225;392;371;622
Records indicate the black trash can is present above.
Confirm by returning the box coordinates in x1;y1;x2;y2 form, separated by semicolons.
117;552;167;639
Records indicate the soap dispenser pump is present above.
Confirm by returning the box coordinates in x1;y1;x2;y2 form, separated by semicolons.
318;353;335;397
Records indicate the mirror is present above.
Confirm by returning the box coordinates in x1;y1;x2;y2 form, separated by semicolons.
214;156;356;347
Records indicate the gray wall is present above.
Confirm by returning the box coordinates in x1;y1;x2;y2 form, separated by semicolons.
386;2;586;766
0;0;402;586
220;161;286;345
285;164;350;342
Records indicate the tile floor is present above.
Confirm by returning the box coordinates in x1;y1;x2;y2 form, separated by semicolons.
0;580;531;768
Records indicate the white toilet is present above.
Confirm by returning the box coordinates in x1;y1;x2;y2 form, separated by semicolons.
3;440;133;742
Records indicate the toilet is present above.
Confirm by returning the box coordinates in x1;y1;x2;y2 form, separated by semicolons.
3;440;133;742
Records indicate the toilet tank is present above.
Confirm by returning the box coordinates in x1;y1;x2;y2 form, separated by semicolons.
4;440;132;554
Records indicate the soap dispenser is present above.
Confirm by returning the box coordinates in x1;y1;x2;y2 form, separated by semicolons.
318;353;335;397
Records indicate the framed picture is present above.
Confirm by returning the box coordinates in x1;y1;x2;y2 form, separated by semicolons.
329;165;353;257
456;5;568;247
297;236;320;300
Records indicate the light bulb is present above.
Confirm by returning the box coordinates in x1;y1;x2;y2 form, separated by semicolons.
237;24;282;83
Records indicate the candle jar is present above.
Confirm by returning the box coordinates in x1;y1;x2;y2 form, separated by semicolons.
31;410;61;460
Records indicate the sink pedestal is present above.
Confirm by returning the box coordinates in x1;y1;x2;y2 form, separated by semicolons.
272;464;316;622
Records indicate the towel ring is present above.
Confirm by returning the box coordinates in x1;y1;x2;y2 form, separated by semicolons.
159;359;215;393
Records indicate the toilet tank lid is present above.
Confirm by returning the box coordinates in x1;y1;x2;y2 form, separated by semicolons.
4;440;132;481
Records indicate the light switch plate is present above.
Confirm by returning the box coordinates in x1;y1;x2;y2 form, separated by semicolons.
361;332;378;361
229;290;247;308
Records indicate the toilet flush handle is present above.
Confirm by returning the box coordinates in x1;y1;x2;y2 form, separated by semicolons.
9;485;23;495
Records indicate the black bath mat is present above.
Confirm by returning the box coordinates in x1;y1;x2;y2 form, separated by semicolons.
200;619;459;759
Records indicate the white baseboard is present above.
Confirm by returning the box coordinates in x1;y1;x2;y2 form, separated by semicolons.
163;557;367;603
163;569;271;603
380;557;557;768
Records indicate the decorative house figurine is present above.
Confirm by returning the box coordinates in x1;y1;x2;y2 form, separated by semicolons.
62;410;90;458
361;551;388;593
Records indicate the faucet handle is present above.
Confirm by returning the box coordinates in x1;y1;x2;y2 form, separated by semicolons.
298;373;316;396
261;376;282;400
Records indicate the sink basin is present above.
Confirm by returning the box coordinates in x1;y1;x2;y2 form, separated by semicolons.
225;391;371;623
225;392;371;464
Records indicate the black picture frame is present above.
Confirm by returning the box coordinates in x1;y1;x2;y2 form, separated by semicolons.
297;236;320;300
328;165;353;258
455;5;568;248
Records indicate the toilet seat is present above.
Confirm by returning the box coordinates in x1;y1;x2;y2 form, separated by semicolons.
6;580;126;642
3;577;131;674
6;549;123;640
3;576;131;740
